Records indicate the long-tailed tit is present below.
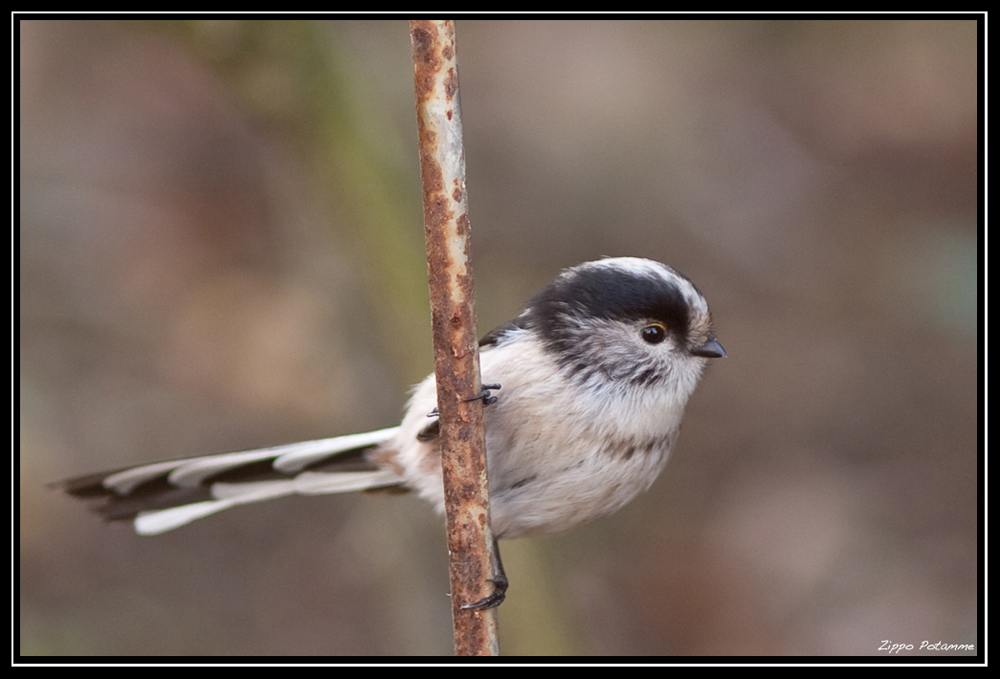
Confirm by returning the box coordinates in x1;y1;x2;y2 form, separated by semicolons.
59;257;724;609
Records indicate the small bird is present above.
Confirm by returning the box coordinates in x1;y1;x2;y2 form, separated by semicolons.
59;257;724;609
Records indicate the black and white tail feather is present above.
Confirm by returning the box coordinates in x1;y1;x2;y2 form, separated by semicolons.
60;427;404;536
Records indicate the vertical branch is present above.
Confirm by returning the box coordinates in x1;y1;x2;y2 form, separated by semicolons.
409;20;499;656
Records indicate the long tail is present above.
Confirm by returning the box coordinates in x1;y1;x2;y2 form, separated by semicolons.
57;427;403;536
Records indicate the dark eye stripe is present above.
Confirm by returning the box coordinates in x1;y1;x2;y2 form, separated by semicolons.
528;267;692;349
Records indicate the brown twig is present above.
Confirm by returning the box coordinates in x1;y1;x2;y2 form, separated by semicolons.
409;20;499;656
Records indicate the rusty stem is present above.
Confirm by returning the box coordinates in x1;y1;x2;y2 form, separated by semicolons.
409;20;499;656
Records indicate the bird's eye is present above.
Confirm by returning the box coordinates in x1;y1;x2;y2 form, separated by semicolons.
641;323;667;344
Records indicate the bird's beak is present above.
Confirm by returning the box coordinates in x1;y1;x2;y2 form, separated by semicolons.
691;336;726;358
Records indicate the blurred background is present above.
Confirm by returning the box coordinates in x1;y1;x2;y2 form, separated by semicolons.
19;19;979;657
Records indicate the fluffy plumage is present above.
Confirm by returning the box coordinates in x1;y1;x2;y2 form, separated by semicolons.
60;257;724;541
